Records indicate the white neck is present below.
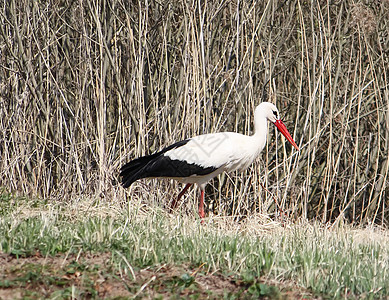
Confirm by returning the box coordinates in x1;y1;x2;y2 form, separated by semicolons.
252;109;268;153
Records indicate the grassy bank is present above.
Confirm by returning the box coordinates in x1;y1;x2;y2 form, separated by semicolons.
1;192;388;299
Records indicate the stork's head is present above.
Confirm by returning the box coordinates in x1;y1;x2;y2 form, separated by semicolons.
255;102;299;151
256;102;280;123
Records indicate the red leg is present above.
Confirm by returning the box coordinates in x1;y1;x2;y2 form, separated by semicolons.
170;183;192;211
198;190;205;219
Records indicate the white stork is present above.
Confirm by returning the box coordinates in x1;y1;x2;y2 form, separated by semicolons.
120;102;299;219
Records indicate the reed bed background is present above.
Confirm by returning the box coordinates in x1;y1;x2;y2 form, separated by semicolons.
1;0;388;225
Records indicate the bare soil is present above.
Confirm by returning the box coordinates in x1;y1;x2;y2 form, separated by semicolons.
0;252;316;299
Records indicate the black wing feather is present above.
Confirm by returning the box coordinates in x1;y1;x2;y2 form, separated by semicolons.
120;139;217;188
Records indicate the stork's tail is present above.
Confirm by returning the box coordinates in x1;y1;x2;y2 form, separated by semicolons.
119;155;155;188
120;140;191;188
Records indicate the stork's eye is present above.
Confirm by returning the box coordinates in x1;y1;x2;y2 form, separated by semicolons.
273;111;278;118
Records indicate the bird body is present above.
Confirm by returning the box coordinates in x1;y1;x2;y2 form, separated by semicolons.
163;131;265;182
120;102;299;218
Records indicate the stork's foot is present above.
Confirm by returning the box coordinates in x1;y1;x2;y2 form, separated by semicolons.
169;198;178;212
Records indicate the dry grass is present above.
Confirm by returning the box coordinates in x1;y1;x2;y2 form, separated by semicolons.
0;0;388;224
1;193;388;298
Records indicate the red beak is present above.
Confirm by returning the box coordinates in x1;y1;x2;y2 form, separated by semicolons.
274;120;299;151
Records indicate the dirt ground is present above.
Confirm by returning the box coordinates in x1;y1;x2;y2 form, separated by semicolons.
0;251;316;299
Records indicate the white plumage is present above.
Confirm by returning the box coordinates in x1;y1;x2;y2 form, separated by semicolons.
120;102;299;219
